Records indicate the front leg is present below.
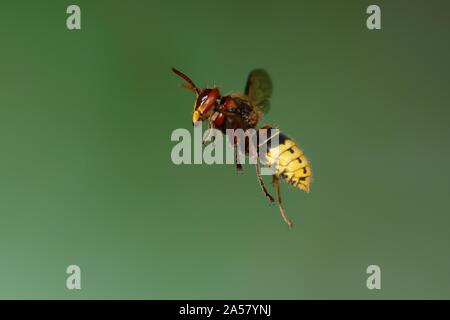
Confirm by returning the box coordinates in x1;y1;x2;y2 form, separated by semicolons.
202;121;214;145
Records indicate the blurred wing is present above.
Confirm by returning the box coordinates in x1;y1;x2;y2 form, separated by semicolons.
244;69;273;114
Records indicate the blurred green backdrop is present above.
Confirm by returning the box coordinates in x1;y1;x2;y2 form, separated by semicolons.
0;0;449;299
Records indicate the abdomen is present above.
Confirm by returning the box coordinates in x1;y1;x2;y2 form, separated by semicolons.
259;128;312;192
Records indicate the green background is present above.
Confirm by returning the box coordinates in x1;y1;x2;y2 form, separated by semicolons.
0;0;449;299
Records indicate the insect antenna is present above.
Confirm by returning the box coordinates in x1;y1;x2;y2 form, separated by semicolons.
171;67;200;95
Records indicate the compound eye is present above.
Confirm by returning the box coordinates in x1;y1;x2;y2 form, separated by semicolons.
194;90;210;110
193;95;202;112
199;90;209;102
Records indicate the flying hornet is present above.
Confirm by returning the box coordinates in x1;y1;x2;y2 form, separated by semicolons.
171;67;312;228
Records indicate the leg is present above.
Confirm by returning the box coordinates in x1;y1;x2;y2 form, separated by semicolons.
272;175;293;229
234;143;243;172
255;161;274;204
202;121;213;145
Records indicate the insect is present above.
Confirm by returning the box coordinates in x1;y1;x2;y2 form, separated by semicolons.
171;67;312;228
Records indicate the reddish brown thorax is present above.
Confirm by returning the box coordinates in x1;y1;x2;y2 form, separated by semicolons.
210;96;238;128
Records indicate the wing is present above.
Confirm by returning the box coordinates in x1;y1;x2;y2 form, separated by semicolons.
244;69;273;114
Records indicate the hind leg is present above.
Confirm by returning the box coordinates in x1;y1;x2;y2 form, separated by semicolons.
255;161;274;204
272;175;293;229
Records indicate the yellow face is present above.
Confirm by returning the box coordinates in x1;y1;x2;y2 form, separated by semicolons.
192;101;201;123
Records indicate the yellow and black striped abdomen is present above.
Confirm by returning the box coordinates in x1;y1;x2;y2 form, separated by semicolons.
260;130;312;192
